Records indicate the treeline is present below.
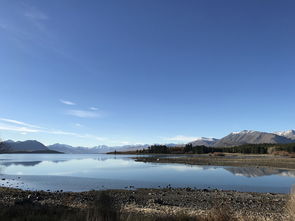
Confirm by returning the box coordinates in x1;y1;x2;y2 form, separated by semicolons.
136;143;295;154
0;141;9;152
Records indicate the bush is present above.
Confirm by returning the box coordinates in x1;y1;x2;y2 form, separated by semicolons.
212;152;225;157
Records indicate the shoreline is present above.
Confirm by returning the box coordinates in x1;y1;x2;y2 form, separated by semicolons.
133;154;295;170
0;187;290;220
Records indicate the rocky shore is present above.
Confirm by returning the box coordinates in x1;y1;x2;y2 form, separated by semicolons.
0;187;290;220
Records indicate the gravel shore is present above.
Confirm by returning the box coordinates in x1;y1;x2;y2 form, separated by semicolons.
0;187;290;220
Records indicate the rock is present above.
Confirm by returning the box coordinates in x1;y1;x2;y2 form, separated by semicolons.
128;195;135;202
154;198;164;205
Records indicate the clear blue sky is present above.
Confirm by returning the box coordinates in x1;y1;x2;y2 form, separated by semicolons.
0;0;294;146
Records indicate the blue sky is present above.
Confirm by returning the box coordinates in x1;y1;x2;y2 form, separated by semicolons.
0;0;294;146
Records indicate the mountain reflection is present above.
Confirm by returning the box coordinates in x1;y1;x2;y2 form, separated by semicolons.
0;161;42;167
0;155;121;167
226;167;295;178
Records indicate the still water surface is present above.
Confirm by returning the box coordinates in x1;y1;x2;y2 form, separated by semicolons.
0;154;294;193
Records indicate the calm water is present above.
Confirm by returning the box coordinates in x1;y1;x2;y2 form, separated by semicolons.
0;154;294;193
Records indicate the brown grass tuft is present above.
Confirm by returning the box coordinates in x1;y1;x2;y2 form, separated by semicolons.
271;151;295;158
286;185;295;221
212;152;225;157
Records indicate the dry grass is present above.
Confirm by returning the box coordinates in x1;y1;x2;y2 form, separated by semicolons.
121;204;265;221
135;155;295;169
0;190;285;221
272;151;295;158
286;186;295;221
211;152;225;157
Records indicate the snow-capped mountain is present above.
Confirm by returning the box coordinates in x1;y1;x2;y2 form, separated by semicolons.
274;130;295;140
213;130;294;147
47;143;149;154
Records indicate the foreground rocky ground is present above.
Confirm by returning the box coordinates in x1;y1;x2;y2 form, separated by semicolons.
0;187;290;220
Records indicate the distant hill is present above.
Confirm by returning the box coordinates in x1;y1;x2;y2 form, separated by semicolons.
1;140;61;153
0;141;11;152
213;130;294;147
4;140;48;151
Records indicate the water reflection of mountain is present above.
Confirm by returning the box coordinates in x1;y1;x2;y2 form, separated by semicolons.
226;167;295;178
0;161;42;167
0;156;122;167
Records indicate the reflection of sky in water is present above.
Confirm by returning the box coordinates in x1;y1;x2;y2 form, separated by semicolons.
0;154;295;193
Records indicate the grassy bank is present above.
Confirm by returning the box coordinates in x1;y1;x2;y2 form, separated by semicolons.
134;155;295;170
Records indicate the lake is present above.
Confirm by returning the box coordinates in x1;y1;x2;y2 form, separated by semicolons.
0;154;294;193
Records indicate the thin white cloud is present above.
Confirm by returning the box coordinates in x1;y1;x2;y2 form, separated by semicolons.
0;118;107;142
75;123;83;127
90;107;98;111
60;99;76;106
46;130;106;141
24;8;48;20
0;124;40;133
164;135;200;143
66;109;102;118
0;118;41;128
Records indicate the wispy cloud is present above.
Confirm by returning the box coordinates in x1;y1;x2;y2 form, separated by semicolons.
60;99;76;106
45;130;106;141
74;123;83;127
0;118;107;142
90;107;98;111
164;135;200;143
0;2;60;57
0;124;40;133
0;118;41;128
66;109;103;118
24;7;49;21
1;2;99;78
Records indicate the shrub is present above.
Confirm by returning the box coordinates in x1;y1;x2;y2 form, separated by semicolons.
212;152;225;157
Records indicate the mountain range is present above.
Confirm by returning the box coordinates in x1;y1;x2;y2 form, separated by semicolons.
212;130;294;147
1;129;295;153
188;130;295;147
47;143;149;154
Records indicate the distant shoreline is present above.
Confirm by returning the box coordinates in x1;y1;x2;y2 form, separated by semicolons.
133;154;295;170
0;150;63;154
